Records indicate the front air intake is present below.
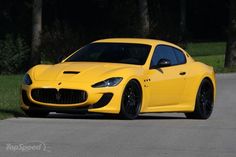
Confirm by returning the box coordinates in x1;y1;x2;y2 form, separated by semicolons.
31;88;87;104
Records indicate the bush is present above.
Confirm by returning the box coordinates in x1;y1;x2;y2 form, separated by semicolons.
0;34;30;74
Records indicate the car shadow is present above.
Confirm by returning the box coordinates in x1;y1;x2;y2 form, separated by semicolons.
137;115;187;120
21;113;187;120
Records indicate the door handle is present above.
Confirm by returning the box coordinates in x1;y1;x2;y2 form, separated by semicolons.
179;72;186;75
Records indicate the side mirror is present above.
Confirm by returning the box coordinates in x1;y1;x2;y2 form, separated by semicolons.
151;58;171;69
157;59;171;68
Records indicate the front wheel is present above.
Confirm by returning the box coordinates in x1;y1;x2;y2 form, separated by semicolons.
185;78;214;119
120;80;142;120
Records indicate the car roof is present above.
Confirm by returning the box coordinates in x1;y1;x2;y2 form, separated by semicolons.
94;38;185;51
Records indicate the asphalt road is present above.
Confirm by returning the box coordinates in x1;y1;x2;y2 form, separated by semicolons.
0;73;236;157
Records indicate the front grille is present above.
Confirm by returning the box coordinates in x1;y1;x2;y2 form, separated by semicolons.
31;88;87;104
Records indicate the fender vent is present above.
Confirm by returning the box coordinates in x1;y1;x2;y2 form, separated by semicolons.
63;71;80;74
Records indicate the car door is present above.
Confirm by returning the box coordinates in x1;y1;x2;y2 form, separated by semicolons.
147;45;187;107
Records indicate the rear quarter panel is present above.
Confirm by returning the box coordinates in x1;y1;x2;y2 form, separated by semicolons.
182;61;216;111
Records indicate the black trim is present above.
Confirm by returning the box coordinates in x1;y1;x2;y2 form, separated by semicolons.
22;90;32;106
63;71;80;74
22;90;89;111
92;93;113;108
31;88;87;104
27;107;88;114
179;72;186;75
22;90;113;113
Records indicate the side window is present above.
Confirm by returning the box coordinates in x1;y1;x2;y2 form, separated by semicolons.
150;45;178;67
173;48;186;65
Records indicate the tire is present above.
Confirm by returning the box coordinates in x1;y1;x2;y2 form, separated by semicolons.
24;110;49;118
185;78;214;119
120;80;142;120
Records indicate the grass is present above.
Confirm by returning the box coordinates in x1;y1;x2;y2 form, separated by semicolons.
0;75;25;120
186;42;236;73
186;42;226;56
193;54;225;72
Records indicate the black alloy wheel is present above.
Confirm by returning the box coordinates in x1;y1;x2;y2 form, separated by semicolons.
185;78;214;119
120;80;142;120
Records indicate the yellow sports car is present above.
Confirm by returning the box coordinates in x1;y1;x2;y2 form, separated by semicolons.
21;38;216;119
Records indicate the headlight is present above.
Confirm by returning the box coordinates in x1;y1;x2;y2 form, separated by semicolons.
92;77;123;88
23;74;32;85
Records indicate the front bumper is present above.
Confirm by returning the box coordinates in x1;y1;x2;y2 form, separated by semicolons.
20;80;124;114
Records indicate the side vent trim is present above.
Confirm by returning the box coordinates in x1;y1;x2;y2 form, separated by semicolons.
63;71;80;74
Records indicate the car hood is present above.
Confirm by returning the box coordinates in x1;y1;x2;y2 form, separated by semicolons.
33;62;140;82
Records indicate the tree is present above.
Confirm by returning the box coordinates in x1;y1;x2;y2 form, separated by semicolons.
138;0;150;37
30;0;42;67
225;0;236;67
180;0;186;41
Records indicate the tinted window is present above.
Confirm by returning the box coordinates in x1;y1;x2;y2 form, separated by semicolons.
151;45;178;67
66;43;151;65
173;48;186;64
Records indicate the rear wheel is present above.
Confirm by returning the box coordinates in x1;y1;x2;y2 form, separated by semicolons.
185;78;214;119
120;80;142;120
24;110;49;118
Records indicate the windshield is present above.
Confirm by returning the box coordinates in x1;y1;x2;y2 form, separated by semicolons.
65;43;151;65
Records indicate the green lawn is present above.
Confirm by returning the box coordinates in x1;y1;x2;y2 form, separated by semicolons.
186;42;236;72
0;75;24;119
186;42;226;56
193;54;225;72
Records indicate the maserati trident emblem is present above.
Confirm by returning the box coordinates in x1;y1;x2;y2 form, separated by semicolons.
55;91;61;101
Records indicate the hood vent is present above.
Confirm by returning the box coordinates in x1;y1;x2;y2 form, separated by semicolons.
63;71;80;74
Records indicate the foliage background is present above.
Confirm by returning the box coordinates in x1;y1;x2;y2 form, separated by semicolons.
0;0;230;73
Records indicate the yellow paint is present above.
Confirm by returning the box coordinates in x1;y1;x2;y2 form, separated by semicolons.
20;38;216;114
